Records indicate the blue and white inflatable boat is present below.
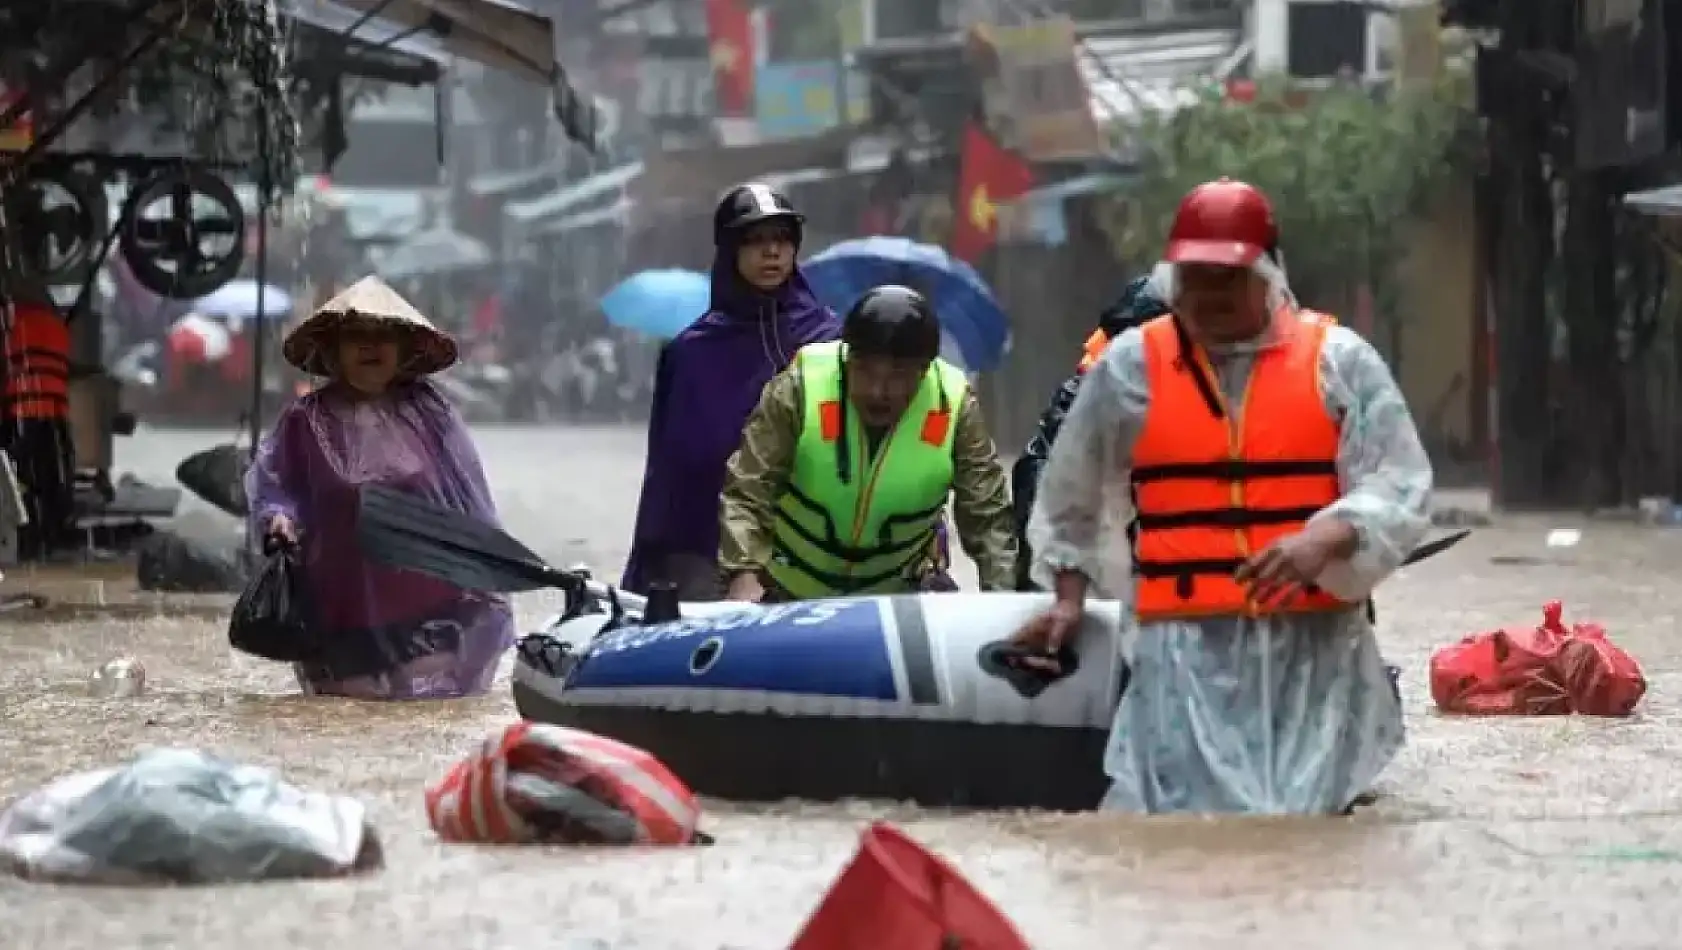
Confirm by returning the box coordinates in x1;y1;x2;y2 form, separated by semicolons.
512;583;1132;810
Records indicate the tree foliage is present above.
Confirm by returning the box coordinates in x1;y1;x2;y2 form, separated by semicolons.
1101;73;1476;321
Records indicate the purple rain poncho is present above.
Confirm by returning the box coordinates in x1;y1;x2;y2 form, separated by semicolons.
245;379;514;699
621;255;840;593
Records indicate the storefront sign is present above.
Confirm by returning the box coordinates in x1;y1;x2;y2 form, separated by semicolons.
973;17;1100;162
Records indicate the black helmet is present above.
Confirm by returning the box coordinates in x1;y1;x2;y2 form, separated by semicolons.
714;183;805;247
842;285;940;362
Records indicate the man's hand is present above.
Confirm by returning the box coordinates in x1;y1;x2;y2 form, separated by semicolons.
1009;571;1088;673
1234;518;1357;607
725;571;766;603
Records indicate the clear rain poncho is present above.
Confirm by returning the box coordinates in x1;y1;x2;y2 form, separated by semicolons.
245;379;515;699
1028;258;1432;813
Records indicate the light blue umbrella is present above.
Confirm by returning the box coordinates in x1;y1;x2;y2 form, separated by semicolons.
600;269;711;339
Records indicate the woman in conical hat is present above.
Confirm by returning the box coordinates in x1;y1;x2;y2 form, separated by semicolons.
245;275;514;700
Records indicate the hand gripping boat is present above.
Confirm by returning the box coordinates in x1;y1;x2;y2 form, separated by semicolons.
353;483;1126;809
354;484;1469;810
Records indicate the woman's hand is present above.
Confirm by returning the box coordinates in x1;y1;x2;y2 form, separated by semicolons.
266;513;298;548
1010;571;1087;673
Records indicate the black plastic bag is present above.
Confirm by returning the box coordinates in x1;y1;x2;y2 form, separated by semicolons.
228;544;320;662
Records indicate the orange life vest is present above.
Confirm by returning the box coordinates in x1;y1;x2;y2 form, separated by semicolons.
3;303;70;421
1075;328;1109;374
1129;310;1347;620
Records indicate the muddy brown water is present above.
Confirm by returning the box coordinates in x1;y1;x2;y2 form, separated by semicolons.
2;427;1681;948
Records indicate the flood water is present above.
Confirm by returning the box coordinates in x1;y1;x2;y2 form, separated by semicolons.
2;426;1681;948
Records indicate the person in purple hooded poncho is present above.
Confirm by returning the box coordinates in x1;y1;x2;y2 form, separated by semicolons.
622;184;841;597
246;276;515;699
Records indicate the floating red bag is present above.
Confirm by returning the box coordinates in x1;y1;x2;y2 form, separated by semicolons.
789;822;1030;950
1429;600;1645;717
425;722;706;845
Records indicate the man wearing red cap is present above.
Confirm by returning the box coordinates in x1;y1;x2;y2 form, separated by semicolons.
1013;179;1434;814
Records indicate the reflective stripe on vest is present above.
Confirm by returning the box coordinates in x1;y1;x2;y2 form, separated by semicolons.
1129;310;1345;619
3;304;71;420
1075;328;1109;375
768;340;966;599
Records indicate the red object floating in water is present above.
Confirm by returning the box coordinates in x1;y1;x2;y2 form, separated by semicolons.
789;821;1030;950
1430;599;1646;717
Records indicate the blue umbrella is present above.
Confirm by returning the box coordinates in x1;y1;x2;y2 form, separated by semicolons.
600;269;711;339
803;237;1010;372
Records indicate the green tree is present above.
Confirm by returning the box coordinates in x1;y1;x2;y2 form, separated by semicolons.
1101;73;1474;350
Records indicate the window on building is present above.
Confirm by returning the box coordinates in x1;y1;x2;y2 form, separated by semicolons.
1286;2;1368;79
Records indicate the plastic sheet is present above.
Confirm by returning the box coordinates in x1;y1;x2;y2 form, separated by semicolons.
228;544;319;662
244;379;514;698
425;722;707;845
0;748;382;885
1031;302;1433;813
1430;600;1646;716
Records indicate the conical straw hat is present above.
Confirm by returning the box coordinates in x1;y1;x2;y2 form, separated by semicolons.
282;275;458;376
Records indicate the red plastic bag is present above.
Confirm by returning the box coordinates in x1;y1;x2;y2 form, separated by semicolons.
789;822;1030;950
1429;600;1645;716
425;722;706;845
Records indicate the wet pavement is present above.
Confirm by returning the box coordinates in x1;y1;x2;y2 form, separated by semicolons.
3;425;1682;948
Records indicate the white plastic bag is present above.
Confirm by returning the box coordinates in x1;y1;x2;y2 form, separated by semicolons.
0;747;382;884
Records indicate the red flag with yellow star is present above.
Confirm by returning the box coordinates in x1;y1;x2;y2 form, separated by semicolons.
706;0;756;117
949;122;1035;264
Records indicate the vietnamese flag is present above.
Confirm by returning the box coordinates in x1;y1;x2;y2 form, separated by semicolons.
949;122;1035;264
706;0;756;117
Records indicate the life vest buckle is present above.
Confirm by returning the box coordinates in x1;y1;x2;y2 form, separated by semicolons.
1174;573;1194;600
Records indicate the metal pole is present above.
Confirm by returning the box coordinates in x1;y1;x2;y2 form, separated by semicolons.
249;130;270;455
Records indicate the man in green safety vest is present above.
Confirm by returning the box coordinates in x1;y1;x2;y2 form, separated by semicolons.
718;285;1017;602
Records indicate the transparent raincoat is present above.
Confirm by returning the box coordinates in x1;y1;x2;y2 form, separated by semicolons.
245;379;515;699
1028;259;1432;813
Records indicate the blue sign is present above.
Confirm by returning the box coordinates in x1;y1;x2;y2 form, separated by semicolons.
755;60;842;140
569;598;898;700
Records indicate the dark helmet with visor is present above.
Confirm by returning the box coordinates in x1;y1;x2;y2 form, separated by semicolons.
713;183;805;248
842;284;940;362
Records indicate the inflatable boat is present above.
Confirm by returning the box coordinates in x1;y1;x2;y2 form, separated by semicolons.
511;582;1131;810
351;483;1467;811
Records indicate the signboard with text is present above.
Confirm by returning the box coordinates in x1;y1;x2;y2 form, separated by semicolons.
972;17;1101;162
755;60;842;140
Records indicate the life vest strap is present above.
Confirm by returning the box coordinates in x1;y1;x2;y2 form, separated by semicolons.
1;392;69;407
1131;458;1337;484
770;535;927;594
1134;504;1324;531
6;347;70;369
1134;557;1247;579
779;482;945;559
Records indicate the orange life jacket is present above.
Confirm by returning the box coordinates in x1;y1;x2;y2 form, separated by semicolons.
1075;328;1109;374
3;303;70;421
1129;310;1347;620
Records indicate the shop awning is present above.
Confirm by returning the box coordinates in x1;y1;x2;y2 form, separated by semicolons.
289;0;600;149
285;0;449;71
506;161;643;225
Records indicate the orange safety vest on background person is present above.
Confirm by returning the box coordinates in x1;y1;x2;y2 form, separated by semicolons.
3;302;71;421
1075;328;1109;374
1128;310;1348;620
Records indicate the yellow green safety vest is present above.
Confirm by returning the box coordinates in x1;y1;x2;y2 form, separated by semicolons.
768;339;968;599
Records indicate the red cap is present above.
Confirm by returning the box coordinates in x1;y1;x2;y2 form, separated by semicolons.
1163;178;1277;267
